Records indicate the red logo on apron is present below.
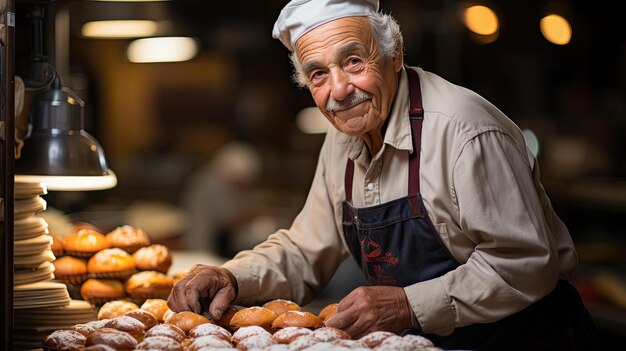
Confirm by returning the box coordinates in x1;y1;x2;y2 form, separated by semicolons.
360;237;400;284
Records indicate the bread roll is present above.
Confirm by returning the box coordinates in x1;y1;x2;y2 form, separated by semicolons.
140;298;170;322
125;309;158;330
106;225;150;253
43;330;86;350
135;335;184;351
271;310;323;330
86;327;137;351
272;326;313;344
97;300;139;320
124;271;173;299
318;303;338;322
145;324;186;343
165;311;211;333
230;306;277;331
262;299;301;316
104;316;146;342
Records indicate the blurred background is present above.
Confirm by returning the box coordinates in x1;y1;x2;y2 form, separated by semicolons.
12;0;626;345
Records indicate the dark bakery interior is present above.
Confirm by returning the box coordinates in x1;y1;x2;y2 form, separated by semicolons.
2;0;626;349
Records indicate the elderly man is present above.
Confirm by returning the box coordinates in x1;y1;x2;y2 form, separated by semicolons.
169;0;597;349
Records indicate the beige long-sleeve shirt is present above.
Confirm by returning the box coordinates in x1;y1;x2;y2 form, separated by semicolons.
222;67;578;336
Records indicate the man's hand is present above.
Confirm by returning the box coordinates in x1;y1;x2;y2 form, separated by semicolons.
324;286;413;338
167;264;238;320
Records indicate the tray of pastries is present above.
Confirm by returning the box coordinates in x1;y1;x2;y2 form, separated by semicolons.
50;223;177;308
41;298;443;350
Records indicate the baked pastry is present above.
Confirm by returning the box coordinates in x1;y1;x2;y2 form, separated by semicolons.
70;323;96;337
272;326;313;344
288;335;320;350
132;244;172;273
97;300;139;320
81;279;126;305
236;333;276;350
145;324;186;343
84;319;109;330
187;335;234;351
359;330;396;348
51;235;64;258
165;311;211;333
311;326;350;342
87;248;136;279
106;225;151;253
104;316;146;342
124;271;174;299
163;308;176;322
72;222;102;233
42;329;86;350
85;327;137;351
135;335;184;351
333;338;367;348
376;334;434;350
140;298;170;322
53;256;87;285
230;326;272;345
188;323;232;340
318;303;338;322
262;299;301;316
214;305;241;331
63;229;110;258
125;309;158;330
271;311;324;329
230;306;277;331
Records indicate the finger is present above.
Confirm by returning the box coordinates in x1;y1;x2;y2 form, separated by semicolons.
324;305;358;332
184;284;201;314
167;273;195;312
184;273;212;314
336;289;359;313
209;286;237;320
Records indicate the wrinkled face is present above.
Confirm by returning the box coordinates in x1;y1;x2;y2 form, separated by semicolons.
295;17;402;137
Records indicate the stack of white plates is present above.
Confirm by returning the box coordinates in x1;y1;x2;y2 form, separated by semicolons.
13;281;71;309
13;299;96;350
13;181;55;285
13;181;72;351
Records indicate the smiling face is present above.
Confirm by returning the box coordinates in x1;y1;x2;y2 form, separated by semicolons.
294;16;402;138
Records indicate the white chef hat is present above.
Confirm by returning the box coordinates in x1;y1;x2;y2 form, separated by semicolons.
272;0;379;52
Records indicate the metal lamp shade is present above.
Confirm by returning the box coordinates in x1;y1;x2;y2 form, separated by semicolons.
15;86;117;190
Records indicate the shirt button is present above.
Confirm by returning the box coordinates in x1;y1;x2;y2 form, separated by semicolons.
367;183;375;191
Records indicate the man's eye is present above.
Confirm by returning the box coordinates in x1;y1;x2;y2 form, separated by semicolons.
310;71;326;81
347;58;361;66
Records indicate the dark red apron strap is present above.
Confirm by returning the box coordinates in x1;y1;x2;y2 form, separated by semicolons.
345;159;355;202
406;67;424;196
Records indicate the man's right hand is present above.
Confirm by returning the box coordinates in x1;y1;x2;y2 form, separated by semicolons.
167;264;238;320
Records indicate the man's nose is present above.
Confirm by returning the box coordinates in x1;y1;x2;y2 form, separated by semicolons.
329;69;355;102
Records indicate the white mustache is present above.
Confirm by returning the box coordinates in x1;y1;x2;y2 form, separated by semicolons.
325;89;372;112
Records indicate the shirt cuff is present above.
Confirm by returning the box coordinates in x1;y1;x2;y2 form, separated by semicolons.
221;260;259;306
404;277;456;336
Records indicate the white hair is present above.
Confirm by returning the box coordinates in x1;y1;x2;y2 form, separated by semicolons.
289;12;404;88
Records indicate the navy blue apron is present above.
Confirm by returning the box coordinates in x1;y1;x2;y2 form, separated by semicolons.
342;67;598;350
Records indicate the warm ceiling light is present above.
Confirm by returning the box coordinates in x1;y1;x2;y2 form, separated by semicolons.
127;37;198;63
463;5;499;36
81;20;158;38
540;14;572;45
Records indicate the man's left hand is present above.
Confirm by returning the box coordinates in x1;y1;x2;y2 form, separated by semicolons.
324;286;414;338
